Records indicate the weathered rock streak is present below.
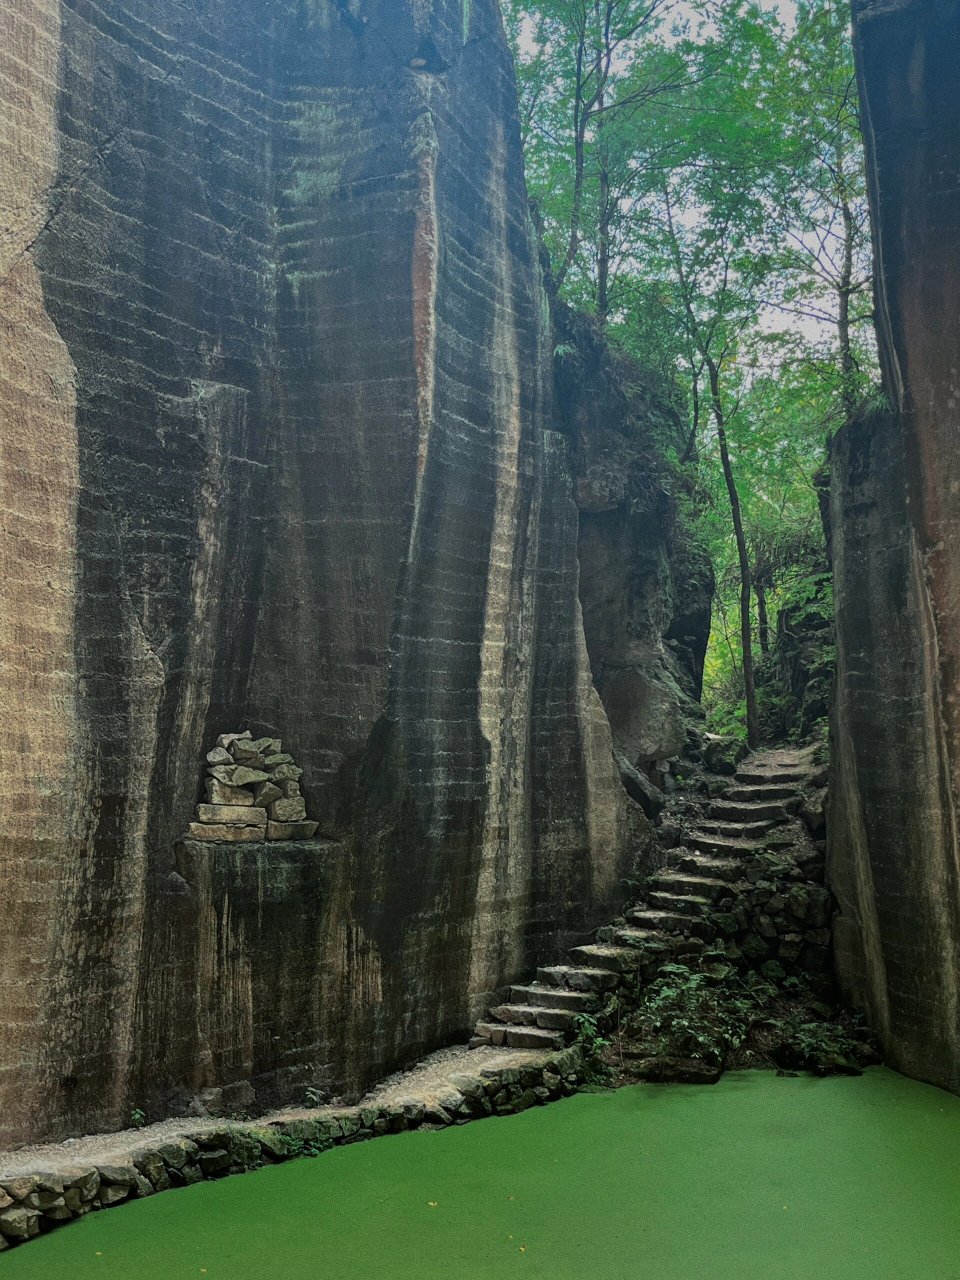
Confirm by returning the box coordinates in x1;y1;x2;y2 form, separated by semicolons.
0;0;690;1145
830;0;960;1093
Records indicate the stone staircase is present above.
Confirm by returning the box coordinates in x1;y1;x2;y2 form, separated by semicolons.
470;747;818;1052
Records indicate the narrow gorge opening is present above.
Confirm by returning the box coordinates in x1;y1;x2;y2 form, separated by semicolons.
0;0;957;1274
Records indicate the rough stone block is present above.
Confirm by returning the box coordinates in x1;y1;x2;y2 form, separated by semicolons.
269;764;303;783
1;1174;62;1201
186;823;266;843
423;1104;453;1126
61;1167;99;1201
98;1185;130;1207
96;1165;139;1188
447;1073;484;1100
399;1099;425;1127
196;804;267;826
205;779;255;806
208;764;270;786
266;820;319;841
132;1151;169;1191
0;1205;41;1240
198;1149;231;1177
253;781;283;807
157;1141;196;1170
232;737;279;760
268;797;306;823
22;1189;65;1211
330;1110;361;1137
217;731;252;750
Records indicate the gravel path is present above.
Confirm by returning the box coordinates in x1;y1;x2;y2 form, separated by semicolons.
0;1045;546;1177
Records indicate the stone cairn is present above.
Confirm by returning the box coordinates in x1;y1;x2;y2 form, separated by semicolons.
186;731;319;843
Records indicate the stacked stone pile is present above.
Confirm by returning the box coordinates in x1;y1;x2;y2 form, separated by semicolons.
186;731;319;843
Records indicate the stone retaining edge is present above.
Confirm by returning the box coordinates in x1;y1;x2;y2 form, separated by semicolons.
0;1046;586;1253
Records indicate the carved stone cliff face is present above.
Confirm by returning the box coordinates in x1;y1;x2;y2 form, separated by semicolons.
830;0;960;1093
0;0;683;1145
554;306;710;773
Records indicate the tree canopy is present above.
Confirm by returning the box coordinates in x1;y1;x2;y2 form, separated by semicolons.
504;0;880;741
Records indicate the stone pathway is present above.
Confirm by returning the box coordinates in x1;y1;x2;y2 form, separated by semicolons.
470;746;820;1052
0;1042;588;1249
0;744;826;1254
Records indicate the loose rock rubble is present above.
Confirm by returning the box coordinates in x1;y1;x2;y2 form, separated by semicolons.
187;731;319;842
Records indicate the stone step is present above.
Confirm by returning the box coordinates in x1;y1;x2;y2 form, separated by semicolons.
650;872;732;902
611;927;675;953
510;984;599;1012
568;944;638;974
670;852;743;882
723;785;799;804
505;1026;566;1050
701;808;783;829
474;1023;566;1051
709;799;790;822
689;831;762;857
537;965;619;992
626;907;695;933
626;907;715;939
736;767;812;786
647;890;712;917
488;1003;577;1032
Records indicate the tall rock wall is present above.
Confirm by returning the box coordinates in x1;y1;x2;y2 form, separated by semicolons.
830;0;960;1093
0;0;688;1146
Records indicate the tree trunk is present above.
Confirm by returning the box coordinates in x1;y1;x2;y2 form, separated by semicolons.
597;124;611;321
835;133;857;418
756;582;770;655
708;358;760;748
838;187;856;417
556;30;587;290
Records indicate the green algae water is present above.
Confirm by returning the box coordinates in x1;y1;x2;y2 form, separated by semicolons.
7;1069;960;1279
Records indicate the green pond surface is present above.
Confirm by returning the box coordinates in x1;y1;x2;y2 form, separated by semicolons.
7;1068;960;1279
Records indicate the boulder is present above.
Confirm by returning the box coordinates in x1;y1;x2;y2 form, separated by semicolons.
0;1205;41;1240
98;1184;130;1207
1;1174;62;1201
614;753;666;819
96;1164;139;1188
702;735;749;775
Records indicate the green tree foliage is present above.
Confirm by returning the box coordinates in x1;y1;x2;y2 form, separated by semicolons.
504;0;880;739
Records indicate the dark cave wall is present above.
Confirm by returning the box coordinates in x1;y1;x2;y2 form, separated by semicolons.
829;0;960;1093
0;0;677;1146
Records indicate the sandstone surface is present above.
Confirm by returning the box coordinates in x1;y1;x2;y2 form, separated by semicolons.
0;0;696;1144
830;0;960;1093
